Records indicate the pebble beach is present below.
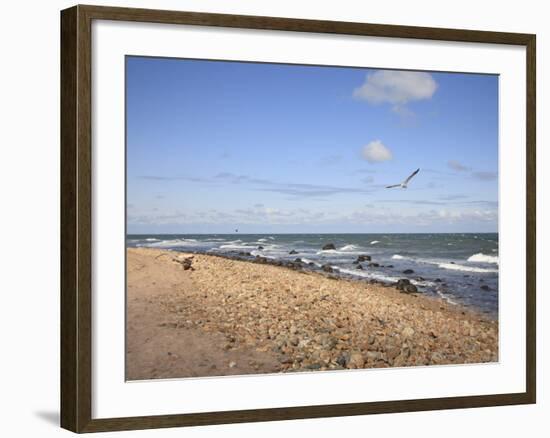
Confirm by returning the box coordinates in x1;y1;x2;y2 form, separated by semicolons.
126;247;498;380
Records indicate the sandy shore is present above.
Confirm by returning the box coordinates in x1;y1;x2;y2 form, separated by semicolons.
126;247;498;380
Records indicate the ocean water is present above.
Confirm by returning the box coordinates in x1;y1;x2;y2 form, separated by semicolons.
127;233;499;318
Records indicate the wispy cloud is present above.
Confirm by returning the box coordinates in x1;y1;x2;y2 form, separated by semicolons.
438;194;468;201
361;140;393;163
138;172;373;199
472;171;497;181
447;160;470;172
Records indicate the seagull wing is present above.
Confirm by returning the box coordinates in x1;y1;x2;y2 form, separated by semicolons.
385;184;401;189
403;168;420;185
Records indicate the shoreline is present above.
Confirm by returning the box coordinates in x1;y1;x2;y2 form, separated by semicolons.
126;247;498;380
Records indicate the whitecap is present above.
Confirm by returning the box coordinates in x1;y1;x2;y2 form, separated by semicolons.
339;244;360;251
438;263;497;273
219;244;256;250
468;253;499;264
392;254;405;260
370;240;380;245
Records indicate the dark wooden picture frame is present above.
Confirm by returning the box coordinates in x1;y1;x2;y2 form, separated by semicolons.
61;4;536;433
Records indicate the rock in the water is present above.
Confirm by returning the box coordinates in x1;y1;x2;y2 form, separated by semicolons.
322;243;336;250
321;264;334;273
356;264;363;270
368;262;380;268
289;249;299;255
403;269;414;275
294;258;303;263
480;284;491;291
257;245;264;250
356;255;372;262
435;278;442;282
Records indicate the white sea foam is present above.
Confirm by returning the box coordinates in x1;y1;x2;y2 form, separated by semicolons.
391;254;405;260
257;238;268;242
339;244;360;251
370;240;380;245
145;238;160;242
219;244;256;250
438;263;497;273
146;239;195;248
467;253;499;264
436;290;458;305
338;268;400;284
301;258;322;267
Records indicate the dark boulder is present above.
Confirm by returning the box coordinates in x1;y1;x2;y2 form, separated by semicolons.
356;254;372;262
321;264;334;273
403;269;414;275
257;245;264;250
368;262;380;268
404;284;418;293
480;285;491;291
322;243;336;250
435;278;442;283
294;258;303;263
289;249;299;255
356;264;363;270
386;264;394;268
255;255;268;264
395;278;411;290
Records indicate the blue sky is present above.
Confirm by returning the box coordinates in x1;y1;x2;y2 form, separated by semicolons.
126;56;498;234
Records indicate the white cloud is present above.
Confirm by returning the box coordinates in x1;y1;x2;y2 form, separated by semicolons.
353;70;438;112
361;140;393;163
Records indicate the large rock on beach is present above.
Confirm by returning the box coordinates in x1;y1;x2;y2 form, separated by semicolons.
404;284;418;293
321;264;334;273
395;278;410;291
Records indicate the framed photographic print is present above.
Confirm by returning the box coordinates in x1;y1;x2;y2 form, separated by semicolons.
60;4;536;433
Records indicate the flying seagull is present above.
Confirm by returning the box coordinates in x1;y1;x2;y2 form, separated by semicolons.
386;168;420;189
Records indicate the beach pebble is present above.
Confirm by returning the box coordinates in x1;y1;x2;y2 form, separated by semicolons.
347;351;365;368
402;327;415;338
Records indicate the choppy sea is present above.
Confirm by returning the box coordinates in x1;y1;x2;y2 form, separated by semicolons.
127;233;499;318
